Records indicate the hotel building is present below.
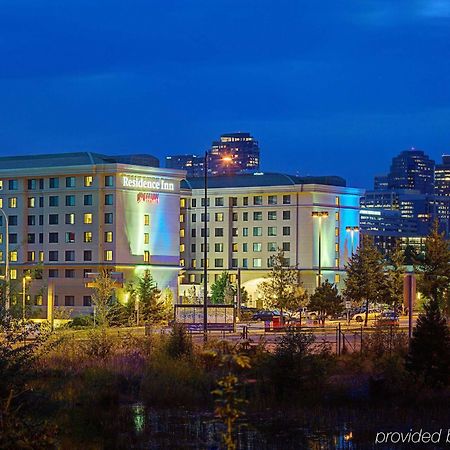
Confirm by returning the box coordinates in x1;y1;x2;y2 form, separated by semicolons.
0;152;184;315
179;173;362;307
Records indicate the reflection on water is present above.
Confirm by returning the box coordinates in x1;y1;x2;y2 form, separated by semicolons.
124;404;357;449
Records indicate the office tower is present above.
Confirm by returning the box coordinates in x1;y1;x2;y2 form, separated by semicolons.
435;155;450;196
165;154;205;177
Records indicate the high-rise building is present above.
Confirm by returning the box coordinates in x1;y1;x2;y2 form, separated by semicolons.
165;154;204;177
388;149;435;194
208;132;260;176
435;155;450;197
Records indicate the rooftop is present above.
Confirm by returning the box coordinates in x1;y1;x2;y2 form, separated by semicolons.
181;172;346;189
0;152;160;170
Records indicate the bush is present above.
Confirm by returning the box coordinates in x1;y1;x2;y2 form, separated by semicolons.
165;323;193;359
363;326;408;359
84;329;114;360
69;315;93;328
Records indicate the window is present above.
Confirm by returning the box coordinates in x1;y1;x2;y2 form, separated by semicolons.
104;175;114;187
268;242;277;252
84;232;92;243
232;212;238;221
214;258;224;268
28;197;35;208
65;296;75;307
253;243;262;252
189;274;196;283
104;194;113;205
283;195;291;204
39;197;44;207
8;180;18;190
283;226;291;236
335;212;339;221
242;243;248;252
253;195;262;205
65;195;75;206
8;198;17;208
232;243;238;252
65;232;75;243
215;228;224;237
27;233;35;244
253;211;262;221
242;258;248;268
28;179;37;190
48;269;59;278
191;213;197;222
243;212;248;221
144;214;150;225
200;213;209;222
8;216;17;226
144;251;150;262
104;231;113;243
201;198;210;207
335;243;339;252
335;274;341;283
268;211;277;220
27;251;35;262
191;229;196;237
283;211;291;220
215;212;224;222
39;251;44;262
214;243;224;252
243;227;249;237
83;296;92;306
282;242;290;251
283;258;290;267
335;227;339;237
84;194;93;206
180;243;185;253
230;197;237;206
191;199;197;207
65;269;75;278
83;269;92;277
104;250;113;261
179;214;184;223
268;227;277;236
66;177;75;188
191;243;196;253
65;213;75;225
49;232;58;243
8;233;17;244
104;213;113;224
84;213;93;224
243;197;248;206
180;198;186;208
0;180;2;190
144;233;149;244
231;258;238;268
84;176;93;187
49;177;59;188
232;228;238;237
49;196;59;207
0;199;2;208
268;195;277;205
253;258;262;268
34;294;43;306
215;197;224;206
49;251;58;261
39;233;43;243
200;229;210;238
28;215;36;226
39;215;44;225
335;196;340;206
65;250;75;261
10;269;17;279
84;250;92;261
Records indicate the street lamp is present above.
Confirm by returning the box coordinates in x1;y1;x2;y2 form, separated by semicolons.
0;208;9;310
346;226;359;256
311;211;329;287
22;274;32;321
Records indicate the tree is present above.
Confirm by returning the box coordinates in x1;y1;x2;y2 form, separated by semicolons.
309;280;343;326
91;270;116;327
137;269;162;323
416;221;450;317
160;287;175;321
407;298;450;387
211;272;235;305
258;249;308;324
380;244;405;313
344;235;384;326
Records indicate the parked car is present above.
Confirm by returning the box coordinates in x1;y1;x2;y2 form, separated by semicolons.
375;311;399;327
251;310;280;321
352;309;381;322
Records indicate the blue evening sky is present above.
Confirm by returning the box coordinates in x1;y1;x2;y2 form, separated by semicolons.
0;0;449;188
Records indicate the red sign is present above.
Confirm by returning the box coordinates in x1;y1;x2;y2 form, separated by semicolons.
137;192;159;204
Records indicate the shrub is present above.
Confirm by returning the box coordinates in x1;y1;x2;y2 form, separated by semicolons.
165;323;193;359
84;328;114;360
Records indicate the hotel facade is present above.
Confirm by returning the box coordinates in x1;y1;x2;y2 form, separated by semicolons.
179;173;362;307
0;153;363;315
0;153;184;315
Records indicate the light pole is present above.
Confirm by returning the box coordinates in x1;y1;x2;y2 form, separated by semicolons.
22;275;32;321
311;211;329;287
0;208;9;310
346;226;359;255
203;151;208;342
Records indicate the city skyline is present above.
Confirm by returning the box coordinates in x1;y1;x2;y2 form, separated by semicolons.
1;1;450;188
